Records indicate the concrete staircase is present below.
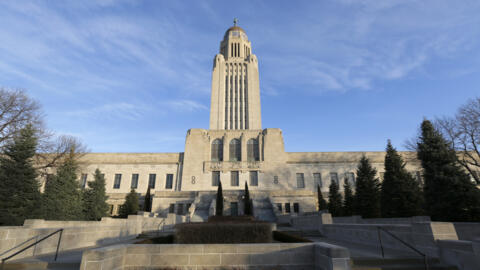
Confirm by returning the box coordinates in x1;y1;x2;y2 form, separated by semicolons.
191;192;214;222
252;196;276;222
351;257;457;270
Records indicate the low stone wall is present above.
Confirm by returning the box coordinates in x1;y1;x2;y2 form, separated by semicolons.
332;215;431;225
0;215;166;261
437;239;480;270
291;213;332;232
322;222;459;257
80;243;351;270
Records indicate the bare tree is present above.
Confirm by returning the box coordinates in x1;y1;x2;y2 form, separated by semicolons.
0;88;43;148
436;98;480;184
0;88;88;176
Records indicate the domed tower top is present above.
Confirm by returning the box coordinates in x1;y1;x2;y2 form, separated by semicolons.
220;19;252;60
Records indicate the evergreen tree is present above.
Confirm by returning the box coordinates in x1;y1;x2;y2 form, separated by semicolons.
119;188;139;218
0;125;41;226
317;184;327;211
42;151;84;220
244;181;253;216
215;180;223;216
417;120;480;221
343;180;354;216
143;186;152;212
354;156;381;218
381;140;424;218
83;169;109;221
328;180;343;216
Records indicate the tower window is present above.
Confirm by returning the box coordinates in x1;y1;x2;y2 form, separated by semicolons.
211;139;223;161
229;139;241;161
247;138;259;161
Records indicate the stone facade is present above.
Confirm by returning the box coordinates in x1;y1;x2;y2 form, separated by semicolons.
40;23;426;220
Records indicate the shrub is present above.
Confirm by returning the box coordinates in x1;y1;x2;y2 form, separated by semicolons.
175;221;273;244
273;231;312;243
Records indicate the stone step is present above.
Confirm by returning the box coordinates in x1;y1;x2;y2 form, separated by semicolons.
2;262;80;270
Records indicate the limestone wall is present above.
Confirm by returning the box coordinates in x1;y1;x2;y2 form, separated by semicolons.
332;215;431;225
0;215;165;261
80;242;351;270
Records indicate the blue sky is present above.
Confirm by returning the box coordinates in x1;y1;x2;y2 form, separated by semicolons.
0;0;479;153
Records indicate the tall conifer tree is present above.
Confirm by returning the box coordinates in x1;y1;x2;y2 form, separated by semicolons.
317;184;327;211
343;180;354;216
328;180;343;216
83;169;109;220
417;120;480;221
354;156;381;218
143;186;152;212
119;188;139;217
244;181;253;216
42;150;84;220
0;125;41;225
381;140;423;217
215;180;223;216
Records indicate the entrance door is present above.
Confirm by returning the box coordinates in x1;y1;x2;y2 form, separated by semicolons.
231;202;238;216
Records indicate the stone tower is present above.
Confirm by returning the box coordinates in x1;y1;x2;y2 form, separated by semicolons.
209;20;262;130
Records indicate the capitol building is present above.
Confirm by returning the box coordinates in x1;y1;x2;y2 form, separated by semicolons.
63;23;423;220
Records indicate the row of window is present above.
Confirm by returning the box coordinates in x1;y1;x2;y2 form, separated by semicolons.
79;173;174;190
212;171;258;186
277;203;300;214
168;203;192;215
211;138;259;162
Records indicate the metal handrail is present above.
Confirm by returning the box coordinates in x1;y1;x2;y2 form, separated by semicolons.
377;226;428;270
156;218;166;237
1;228;63;270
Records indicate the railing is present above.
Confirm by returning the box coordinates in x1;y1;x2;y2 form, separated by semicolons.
1;228;63;270
377;226;428;270
156;218;166;237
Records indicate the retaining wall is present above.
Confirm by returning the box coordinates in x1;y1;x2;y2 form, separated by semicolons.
80;242;351;270
0;215;166;261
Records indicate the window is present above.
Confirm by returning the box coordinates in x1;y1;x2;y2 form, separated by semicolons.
250;171;258;186
296;173;305;188
165;174;173;189
330;172;338;185
169;204;175;214
273;175;279;184
293;203;300;213
313;173;322;188
247;138;259;161
177;204;184;215
211;139;223;161
81;174;87;189
113;174;122;189
231;171;239;186
277;203;282;212
148;174;156;189
285;203;291;213
131;174;139;189
212;171;220;186
345;172;355;185
229;139;241;161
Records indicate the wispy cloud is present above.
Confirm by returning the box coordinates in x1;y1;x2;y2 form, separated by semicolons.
67;102;151;121
163;99;209;112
